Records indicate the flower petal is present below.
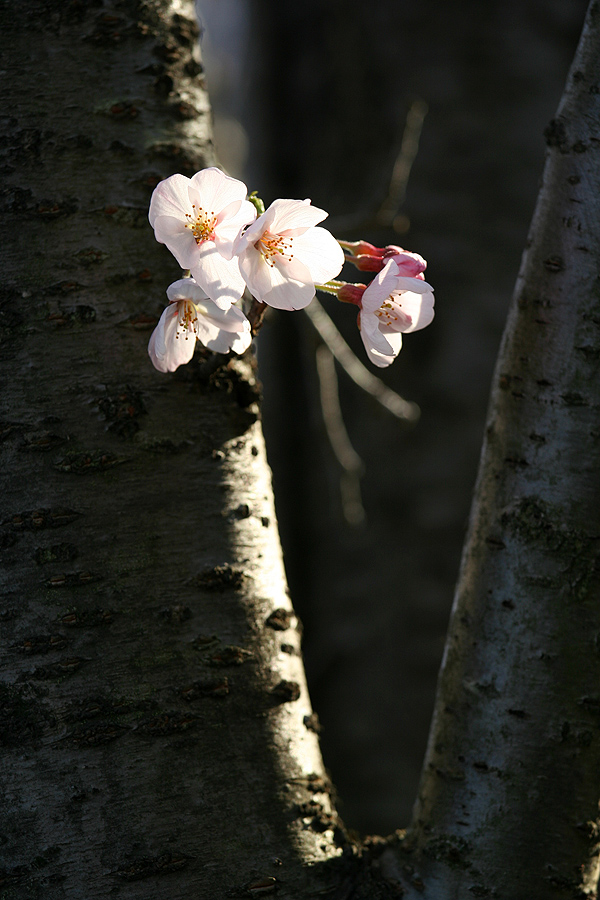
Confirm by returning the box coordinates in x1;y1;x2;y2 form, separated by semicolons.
359;311;402;367
237;246;279;304
148;304;196;373
195;306;252;354
361;259;433;313
149;174;192;226
214;199;257;259
263;258;315;310
233;205;278;255
392;289;435;333
166;278;209;304
153;216;200;270
189;167;249;215
289;226;344;283
360;308;396;355
269;198;328;233
191;243;246;308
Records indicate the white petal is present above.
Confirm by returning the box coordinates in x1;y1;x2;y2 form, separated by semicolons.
361;259;433;313
289;226;344;283
189;167;249;214
214;199;257;259
391;289;435;333
199;301;249;332
191;243;246;308
360;309;396;355
149;174;192;226
230;328;252;355
238;246;279;304
153;216;200;269
195;310;251;354
359;312;401;367
166;278;209;304
269;198;328;233
233;206;276;255
148;304;196;372
239;247;314;310
263;259;315;310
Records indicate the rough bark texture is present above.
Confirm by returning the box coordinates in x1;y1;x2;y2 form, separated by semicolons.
0;2;346;897
376;3;600;896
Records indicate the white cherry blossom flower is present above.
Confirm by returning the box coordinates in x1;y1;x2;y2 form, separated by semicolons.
358;258;435;367
233;198;344;310
148;167;256;308
148;278;252;373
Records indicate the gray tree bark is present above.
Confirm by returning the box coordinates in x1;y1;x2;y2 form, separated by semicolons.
0;2;344;898
377;2;600;897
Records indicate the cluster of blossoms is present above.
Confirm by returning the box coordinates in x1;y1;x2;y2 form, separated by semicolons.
147;167;434;372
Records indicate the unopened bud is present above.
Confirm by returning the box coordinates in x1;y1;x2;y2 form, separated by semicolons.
337;282;367;306
343;241;427;276
386;250;427;278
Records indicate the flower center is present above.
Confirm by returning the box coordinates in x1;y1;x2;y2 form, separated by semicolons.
375;293;412;330
185;205;217;244
175;299;198;339
255;230;294;267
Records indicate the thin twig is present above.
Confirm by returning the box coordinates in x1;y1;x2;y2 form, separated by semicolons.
315;345;365;526
305;298;420;423
376;98;428;227
326;98;428;237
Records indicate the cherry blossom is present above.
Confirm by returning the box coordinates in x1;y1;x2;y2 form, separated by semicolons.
148;167;256;308
233;198;344;310
357;258;435;367
148;279;252;373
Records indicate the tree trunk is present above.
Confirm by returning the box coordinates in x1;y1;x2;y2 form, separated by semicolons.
0;3;344;897
249;0;588;834
377;2;600;896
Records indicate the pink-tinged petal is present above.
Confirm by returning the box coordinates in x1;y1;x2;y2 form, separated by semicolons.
233;205;278;255
166;278;209;304
238;246;279;304
361;260;432;313
263;257;315;310
191;243;246;308
149;174;192;226
214;199;257;259
153;216;200;269
290;226;344;283
195;317;232;353
393;289;435;334
360;308;396;355
230;329;252;354
189;167;249;215
196;300;248;332
359;261;397;310
364;334;402;367
269;198;328;233
195;308;252;354
148;304;196;373
240;248;315;310
359;312;402;368
388;251;427;277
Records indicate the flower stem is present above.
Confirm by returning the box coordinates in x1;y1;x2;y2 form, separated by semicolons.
315;280;345;296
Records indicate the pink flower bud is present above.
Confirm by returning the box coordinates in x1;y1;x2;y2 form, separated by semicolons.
344;241;427;277
337;283;367;306
386;250;427;278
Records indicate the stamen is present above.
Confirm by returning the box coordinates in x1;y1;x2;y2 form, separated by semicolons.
184;206;218;245
255;230;294;267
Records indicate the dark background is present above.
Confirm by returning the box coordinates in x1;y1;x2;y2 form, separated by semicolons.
197;0;588;834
